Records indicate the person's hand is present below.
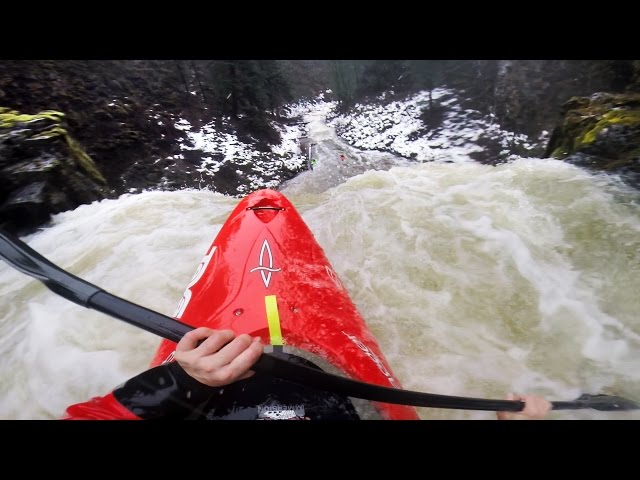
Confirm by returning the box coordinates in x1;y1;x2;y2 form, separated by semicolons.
496;393;552;420
174;328;263;387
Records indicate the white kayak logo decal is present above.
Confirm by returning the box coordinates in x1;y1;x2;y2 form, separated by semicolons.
325;265;345;290
162;351;176;364
250;239;281;288
173;246;217;319
342;331;401;388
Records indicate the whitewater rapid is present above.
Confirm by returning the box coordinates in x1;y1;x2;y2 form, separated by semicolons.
1;156;639;419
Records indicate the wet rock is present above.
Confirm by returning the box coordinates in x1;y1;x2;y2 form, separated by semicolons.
545;92;640;189
0;108;109;235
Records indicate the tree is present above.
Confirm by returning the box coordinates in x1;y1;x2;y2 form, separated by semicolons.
356;60;411;98
206;60;290;119
204;60;292;144
408;60;450;109
330;60;366;108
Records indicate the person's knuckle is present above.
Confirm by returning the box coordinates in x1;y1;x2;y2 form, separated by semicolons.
218;370;235;384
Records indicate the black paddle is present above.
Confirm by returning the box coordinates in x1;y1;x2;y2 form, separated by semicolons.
1;228;638;413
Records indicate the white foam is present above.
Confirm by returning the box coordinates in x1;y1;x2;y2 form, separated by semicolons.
1;160;639;419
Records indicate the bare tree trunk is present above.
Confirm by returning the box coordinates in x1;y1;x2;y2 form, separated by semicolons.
229;63;238;119
190;61;208;105
175;61;190;98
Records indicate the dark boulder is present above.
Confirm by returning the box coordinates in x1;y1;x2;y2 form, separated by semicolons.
0;108;109;235
545;92;640;188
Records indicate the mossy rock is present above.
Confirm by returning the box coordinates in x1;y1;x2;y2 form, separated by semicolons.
0;106;107;185
547;93;640;159
580;110;640;146
545;92;640;188
561;96;591;113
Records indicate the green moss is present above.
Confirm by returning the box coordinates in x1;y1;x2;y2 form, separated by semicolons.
30;125;67;139
63;135;107;184
551;146;568;158
0;108;65;128
578;110;640;147
562;96;591;112
0;107;107;185
549;112;598;159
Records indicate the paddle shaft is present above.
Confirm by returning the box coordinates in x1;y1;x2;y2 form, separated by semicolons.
82;293;626;411
91;293;526;411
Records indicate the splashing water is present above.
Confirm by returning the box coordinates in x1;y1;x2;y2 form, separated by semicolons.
1;156;639;419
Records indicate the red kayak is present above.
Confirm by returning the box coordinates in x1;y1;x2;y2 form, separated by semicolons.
150;189;419;420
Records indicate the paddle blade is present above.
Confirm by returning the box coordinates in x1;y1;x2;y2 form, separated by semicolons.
0;229;101;306
552;394;640;411
0;229;193;342
579;394;640;411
